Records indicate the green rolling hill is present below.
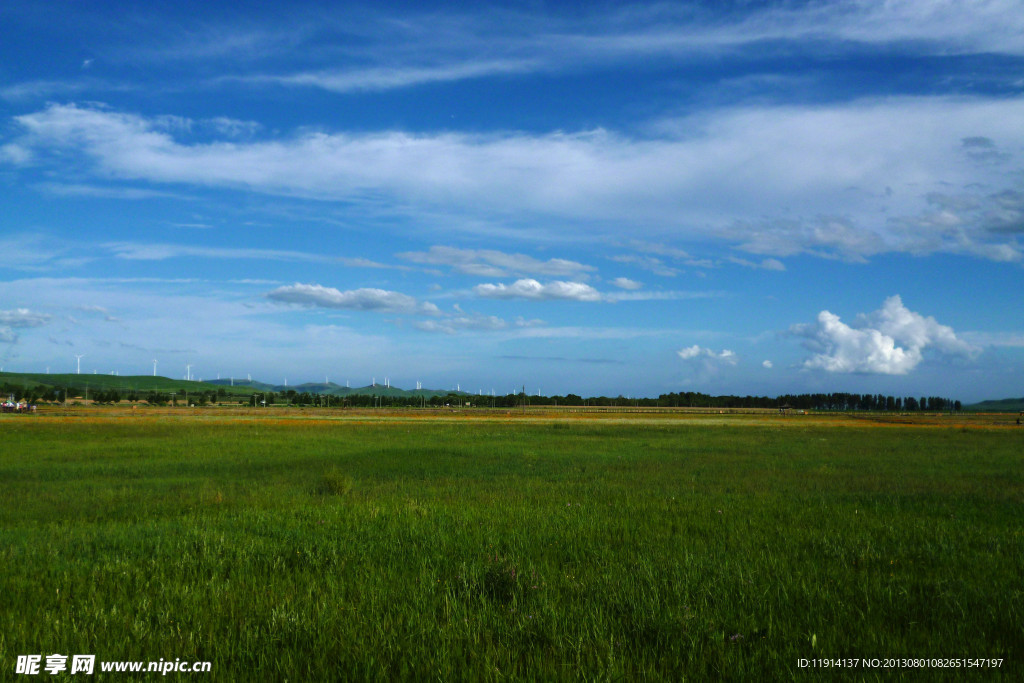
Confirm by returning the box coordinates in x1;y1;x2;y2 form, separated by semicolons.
963;397;1024;412
1;371;470;400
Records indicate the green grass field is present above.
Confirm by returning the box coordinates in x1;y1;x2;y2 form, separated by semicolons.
1;410;1020;680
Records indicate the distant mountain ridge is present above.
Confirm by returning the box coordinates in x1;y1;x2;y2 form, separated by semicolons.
963;397;1024;412
207;378;468;398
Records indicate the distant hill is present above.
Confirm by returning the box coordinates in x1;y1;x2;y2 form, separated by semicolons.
320;384;467;399
206;378;279;392
1;371;470;400
244;381;469;399
963;397;1024;412
0;371;253;396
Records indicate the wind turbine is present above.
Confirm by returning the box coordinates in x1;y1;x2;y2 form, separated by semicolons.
185;363;192;381
74;354;84;375
152;359;158;377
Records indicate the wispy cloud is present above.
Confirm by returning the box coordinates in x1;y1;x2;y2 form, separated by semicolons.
726;256;786;271
0;308;51;328
8;99;1024;262
413;313;507;335
0;308;52;345
106;242;397;269
190;2;1024;96
230;59;538;94
0;78;133;102
606;290;724;302
34;182;187;200
610;277;642;290
961;331;1024;348
0;234;92;271
398;245;594;278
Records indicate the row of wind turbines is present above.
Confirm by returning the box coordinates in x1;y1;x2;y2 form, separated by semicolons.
62;355;543;396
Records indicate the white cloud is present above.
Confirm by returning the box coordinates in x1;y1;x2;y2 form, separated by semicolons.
609;254;679;277
0;307;51;344
35;183;186;200
0;308;51;328
610;277;642;290
606;289;723;302
0;276;407;379
197;1;1024;98
7;98;1024;262
414;314;508;335
628;240;691;260
549;1;1024;60
961;331;1024;348
762;360;773;369
0;143;32;164
106;242;396;269
474;279;602;302
792;295;978;374
677;345;738;365
232;59;538;94
727;256;786;271
266;283;440;315
398;245;594;277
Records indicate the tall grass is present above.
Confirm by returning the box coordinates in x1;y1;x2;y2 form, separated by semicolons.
1;416;1020;680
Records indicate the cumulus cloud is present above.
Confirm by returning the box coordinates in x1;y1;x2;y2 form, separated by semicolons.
677;345;738;365
474;279;602;301
398;245;594;278
792;295;978;374
266;283;440;315
762;360;773;369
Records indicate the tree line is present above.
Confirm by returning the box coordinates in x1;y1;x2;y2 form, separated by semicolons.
1;382;962;412
246;389;962;412
0;383;229;405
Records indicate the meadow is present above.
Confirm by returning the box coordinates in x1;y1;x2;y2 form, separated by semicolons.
1;409;1021;680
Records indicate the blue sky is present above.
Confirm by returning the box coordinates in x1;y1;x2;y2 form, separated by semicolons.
1;0;1022;401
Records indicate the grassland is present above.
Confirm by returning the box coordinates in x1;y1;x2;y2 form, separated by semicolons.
1;409;1021;680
